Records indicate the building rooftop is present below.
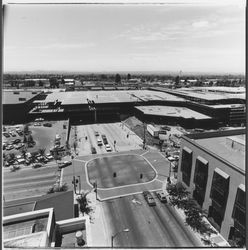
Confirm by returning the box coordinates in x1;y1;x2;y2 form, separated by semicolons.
152;87;246;101
3;90;42;104
4;191;74;221
44;90;185;105
195;134;245;173
136;105;212;120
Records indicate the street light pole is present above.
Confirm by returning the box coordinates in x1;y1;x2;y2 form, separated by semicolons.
111;228;129;248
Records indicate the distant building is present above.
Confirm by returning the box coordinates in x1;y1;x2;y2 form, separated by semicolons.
177;129;245;246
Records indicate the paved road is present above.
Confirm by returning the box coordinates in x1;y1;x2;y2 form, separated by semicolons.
3;164;59;201
70;123;142;156
101;193;202;247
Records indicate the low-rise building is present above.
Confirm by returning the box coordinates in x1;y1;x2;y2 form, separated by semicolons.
177;129;245;247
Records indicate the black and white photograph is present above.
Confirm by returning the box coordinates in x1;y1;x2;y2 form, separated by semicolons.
2;0;246;248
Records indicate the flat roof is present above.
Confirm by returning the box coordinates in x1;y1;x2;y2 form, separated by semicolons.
195;135;245;172
3;90;42;104
44;90;185;105
153;87;246;101
174;88;246;101
136;105;212;120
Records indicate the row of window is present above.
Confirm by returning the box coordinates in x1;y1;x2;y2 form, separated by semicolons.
180;148;245;235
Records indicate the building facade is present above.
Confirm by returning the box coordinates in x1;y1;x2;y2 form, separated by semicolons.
177;129;245;246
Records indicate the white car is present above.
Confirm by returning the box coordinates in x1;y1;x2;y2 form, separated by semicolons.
105;144;112;152
156;191;167;203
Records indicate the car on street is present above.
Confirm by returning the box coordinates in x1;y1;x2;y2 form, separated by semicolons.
58;160;72;169
156;191;167;203
143;191;156;206
94;131;99;136
91;146;97;154
105;144;112;152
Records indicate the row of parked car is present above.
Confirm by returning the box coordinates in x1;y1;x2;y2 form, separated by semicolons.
143;190;167;206
90;132;112;154
4;152;54;167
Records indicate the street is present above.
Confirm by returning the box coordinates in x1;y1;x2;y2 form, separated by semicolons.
101;193;202;247
3;164;59;201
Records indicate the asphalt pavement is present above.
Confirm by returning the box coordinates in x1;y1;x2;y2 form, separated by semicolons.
101;193;203;247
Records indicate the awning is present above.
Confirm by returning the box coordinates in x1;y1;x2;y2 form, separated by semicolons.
238;183;245;192
183;146;192;154
214;168;229;179
197;156;208;165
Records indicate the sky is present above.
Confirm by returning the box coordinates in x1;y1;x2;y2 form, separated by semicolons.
3;0;246;74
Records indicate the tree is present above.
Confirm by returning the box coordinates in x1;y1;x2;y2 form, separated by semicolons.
127;73;131;80
23;135;27;143
38;148;46;156
8;153;16;162
175;75;180;86
23;124;29;135
115;73;121;84
21;148;27;159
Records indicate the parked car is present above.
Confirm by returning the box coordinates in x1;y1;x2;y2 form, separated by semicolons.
156;191;167;203
97;138;103;146
58;161;72;169
6;145;14;151
46;153;54;160
9;131;16;137
161;126;171;131
94;131;99;136
34;122;41;126
91;146;97;154
143;191;156;206
3;132;10;138
14;139;21;144
105;144;112;152
101;134;108;144
43;123;52;127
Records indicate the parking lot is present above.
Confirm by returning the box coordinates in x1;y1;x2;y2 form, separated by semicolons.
3;120;68;169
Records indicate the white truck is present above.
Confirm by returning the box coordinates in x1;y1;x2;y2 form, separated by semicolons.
147;124;160;138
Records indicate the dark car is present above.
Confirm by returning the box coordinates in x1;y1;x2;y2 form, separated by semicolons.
91;146;97;154
58;161;72;169
3;133;10;138
43;123;52;127
143;191;156;206
14;139;21;144
101;135;108;144
161;126;171;131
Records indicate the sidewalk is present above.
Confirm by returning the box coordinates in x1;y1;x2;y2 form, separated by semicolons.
77;192;111;247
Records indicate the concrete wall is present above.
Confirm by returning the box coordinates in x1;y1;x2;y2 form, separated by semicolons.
178;137;245;240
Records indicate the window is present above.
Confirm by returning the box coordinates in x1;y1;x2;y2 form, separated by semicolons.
13;91;20;94
193;157;208;207
209;169;229;227
180;147;192;186
232;187;245;235
19;98;26;101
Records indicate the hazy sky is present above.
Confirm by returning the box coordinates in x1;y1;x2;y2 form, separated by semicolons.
4;1;245;73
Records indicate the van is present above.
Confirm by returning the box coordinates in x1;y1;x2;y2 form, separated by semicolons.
97;138;103;146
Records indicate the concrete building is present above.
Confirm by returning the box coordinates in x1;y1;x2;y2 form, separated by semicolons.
177;129;245;246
